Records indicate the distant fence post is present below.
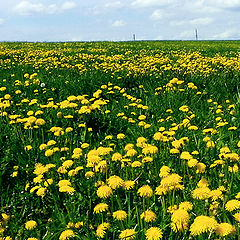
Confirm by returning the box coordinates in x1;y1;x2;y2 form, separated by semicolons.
195;29;198;41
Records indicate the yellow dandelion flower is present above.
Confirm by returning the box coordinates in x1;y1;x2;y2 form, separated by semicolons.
192;150;199;155
138;115;146;120
171;209;189;232
203;136;211;142
171;209;189;223
159;166;171;178
59;229;75;240
126;148;138;157
112;152;122;161
142;156;153;163
196;162;206;173
35;118;46;126
117;133;125;139
62;160;74;169
179;105;189;112
145;227;163;240
155;186;168;195
30;186;40;193
2;213;10;221
216;223;235;236
58;180;71;187
97;146;113;156
209;201;219;215
197;178;209;188
119;229;136;240
192;187;211;200
225;199;240;212
75;221;84;229
57;166;67;174
228;164;239;173
96;222;110;238
162;173;182;187
36;187;47;197
167;205;178;214
210;189;223;201
142;145;158;155
206;141;215;148
136;137;147;148
39;144;47;150
104;135;113;140
113;210;127;220
178;202;193;211
25;145;32;151
180;151;192;160
190;216;218;236
85;171;94;178
138;185;153;198
25;220;37;230
47;139;56;146
81;143;89;148
44;178;53;186
123;180;135;190
153;132;165;141
170;148;180;154
65;127;73;133
233;212;240;222
140;210;157;222
97;185;113;198
66;222;75;228
235;192;240;199
61;147;69;152
59;186;75;194
132;161;142;167
188;125;198;130
124;143;134;151
187;159;198;168
107;175;124;189
93;203;108;214
45;149;54;157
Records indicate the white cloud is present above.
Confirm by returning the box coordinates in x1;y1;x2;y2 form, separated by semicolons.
111;20;126;27
169;17;213;27
150;9;171;20
207;0;240;8
179;30;196;39
14;1;46;15
150;10;163;20
0;18;4;25
132;0;177;8
61;1;77;10
183;0;221;13
105;1;122;8
212;29;240;39
188;0;240;11
189;17;214;25
47;4;58;14
14;1;76;15
169;20;186;26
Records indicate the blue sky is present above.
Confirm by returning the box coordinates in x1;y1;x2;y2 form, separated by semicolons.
0;0;240;41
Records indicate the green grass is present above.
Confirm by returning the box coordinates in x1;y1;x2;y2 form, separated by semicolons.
1;41;240;240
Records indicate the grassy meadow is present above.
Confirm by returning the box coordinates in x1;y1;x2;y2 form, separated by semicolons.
1;41;240;239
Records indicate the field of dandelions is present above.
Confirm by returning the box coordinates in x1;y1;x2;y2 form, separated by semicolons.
1;41;240;240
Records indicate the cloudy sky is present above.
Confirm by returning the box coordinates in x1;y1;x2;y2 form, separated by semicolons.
0;0;240;41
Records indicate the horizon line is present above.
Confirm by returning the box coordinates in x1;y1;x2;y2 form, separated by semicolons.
0;39;240;43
